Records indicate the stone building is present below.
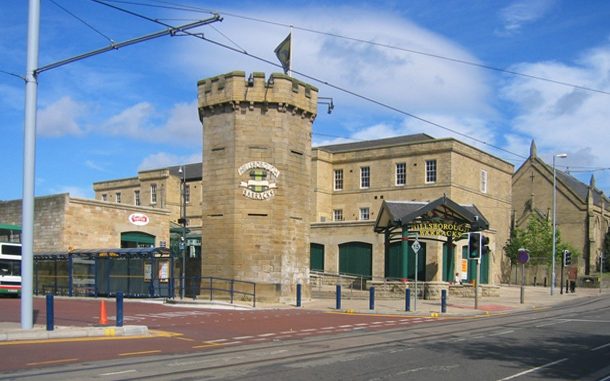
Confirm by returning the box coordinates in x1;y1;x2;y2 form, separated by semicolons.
197;71;318;302
512;141;610;280
0;193;170;252
310;134;514;285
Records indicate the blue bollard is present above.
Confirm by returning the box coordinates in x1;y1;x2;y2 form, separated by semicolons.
46;293;54;331
369;286;375;310
405;288;411;312
296;283;302;307
441;289;447;313
336;284;342;310
116;291;124;327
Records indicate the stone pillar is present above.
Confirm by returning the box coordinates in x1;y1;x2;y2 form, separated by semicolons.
197;71;318;302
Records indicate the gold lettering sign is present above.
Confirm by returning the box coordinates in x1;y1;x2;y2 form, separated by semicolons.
410;222;470;239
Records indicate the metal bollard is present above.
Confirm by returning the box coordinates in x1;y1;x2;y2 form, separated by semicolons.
441;289;447;313
46;293;54;331
296;283;302;307
336;284;342;310
405;288;411;311
116;291;124;327
369;287;375;310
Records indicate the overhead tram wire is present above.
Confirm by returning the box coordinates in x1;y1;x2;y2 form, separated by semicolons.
107;0;610;97
91;0;526;161
49;0;116;45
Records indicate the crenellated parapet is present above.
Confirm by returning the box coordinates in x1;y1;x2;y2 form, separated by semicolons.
197;71;319;121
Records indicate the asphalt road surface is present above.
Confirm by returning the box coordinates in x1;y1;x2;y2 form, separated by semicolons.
0;297;438;373
1;294;610;380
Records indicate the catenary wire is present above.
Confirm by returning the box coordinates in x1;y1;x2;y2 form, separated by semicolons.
92;0;526;160
105;0;610;96
49;0;116;45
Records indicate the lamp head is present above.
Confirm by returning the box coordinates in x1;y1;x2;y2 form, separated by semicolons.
556;153;568;159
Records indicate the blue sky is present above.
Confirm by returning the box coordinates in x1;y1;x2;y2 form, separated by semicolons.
1;0;609;201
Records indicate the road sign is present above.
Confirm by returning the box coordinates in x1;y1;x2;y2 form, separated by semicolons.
517;248;529;264
411;239;421;254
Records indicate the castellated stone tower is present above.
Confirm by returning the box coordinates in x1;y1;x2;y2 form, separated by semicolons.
197;71;318;302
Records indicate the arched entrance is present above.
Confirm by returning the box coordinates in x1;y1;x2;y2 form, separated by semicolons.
339;242;372;278
375;196;490;283
387;241;426;280
121;231;155;248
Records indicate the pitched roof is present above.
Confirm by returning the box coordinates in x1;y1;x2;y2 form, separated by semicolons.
314;134;435;153
374;196;489;233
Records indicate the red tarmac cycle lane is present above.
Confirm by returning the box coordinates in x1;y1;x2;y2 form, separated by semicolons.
0;297;438;373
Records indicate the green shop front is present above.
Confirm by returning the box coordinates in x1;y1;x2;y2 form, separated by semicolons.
374;196;491;286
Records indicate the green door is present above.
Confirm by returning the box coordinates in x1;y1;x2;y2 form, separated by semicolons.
310;243;325;271
339;242;372;278
386;241;402;279
121;231;155;248
442;244;455;282
387;241;426;280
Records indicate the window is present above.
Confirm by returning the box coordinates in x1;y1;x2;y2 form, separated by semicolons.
395;162;406;186
425;160;437;183
115;192;122;203
334;169;343;191
151;184;157;204
333;209;343;221
185;184;191;204
360;166;370;188
359;207;370;221
480;170;488;193
134;190;141;206
101;193;107;202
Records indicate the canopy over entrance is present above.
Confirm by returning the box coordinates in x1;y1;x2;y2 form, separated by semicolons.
374;195;489;237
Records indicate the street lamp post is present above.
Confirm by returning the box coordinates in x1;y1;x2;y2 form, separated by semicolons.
551;153;567;296
178;166;187;299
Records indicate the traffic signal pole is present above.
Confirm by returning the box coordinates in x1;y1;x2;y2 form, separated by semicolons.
560;251;565;295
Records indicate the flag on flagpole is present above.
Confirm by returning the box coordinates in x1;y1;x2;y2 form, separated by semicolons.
274;33;291;74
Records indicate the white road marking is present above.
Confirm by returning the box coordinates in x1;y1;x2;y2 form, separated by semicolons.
497;358;567;381
100;369;136;376
591;343;610;351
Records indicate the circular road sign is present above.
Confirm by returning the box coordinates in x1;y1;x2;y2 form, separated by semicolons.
517;248;530;264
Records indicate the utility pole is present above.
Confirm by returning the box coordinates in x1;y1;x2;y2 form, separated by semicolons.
20;4;220;328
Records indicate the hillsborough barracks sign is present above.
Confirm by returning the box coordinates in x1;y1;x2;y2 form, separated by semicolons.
410;222;470;239
238;161;280;200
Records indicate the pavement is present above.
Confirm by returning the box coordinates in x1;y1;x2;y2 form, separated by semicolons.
1;284;605;342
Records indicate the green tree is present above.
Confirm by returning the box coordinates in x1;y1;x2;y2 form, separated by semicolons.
504;216;579;266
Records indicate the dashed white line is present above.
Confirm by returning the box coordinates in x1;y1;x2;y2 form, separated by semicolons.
233;335;254;340
497;358;567;381
591;343;610;351
100;370;136;377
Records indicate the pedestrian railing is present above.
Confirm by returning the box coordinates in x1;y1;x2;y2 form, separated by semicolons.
184;276;257;307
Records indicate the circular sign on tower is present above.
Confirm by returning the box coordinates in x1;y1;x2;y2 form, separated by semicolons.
238;161;280;200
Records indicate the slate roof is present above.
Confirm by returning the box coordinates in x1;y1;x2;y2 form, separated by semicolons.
314;134;435;153
374;196;489;233
168;162;202;181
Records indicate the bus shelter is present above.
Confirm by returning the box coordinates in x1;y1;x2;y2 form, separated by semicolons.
34;247;174;298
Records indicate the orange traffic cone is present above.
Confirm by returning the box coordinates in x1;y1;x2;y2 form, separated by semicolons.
99;300;108;325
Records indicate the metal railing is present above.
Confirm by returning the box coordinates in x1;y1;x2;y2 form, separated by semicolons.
184;276;257;307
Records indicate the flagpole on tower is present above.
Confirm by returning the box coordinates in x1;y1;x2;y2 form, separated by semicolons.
288;26;293;77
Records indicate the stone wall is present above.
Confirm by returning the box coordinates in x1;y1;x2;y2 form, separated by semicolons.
198;71;318;302
0;194;170;252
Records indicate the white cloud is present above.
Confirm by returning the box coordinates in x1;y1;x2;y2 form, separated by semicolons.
97;100;202;146
138;152;202;171
501;43;610;190
497;0;556;35
175;6;492;117
37;96;86;137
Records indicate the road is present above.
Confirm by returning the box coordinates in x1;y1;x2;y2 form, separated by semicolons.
0;297;438;373
1;295;610;380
